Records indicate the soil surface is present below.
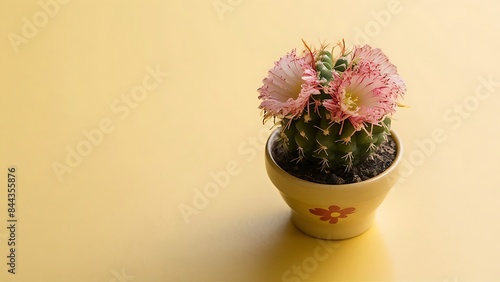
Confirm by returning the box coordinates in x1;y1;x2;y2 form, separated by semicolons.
271;136;397;185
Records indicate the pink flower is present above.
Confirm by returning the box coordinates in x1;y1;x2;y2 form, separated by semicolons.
309;205;356;224
324;45;405;130
353;45;397;76
353;45;406;95
258;50;320;120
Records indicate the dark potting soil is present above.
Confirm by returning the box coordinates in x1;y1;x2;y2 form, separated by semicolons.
271;136;397;185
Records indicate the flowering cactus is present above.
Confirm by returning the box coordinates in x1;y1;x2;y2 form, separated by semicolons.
258;40;406;171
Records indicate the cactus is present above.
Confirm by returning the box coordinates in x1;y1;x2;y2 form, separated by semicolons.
279;49;391;171
258;41;405;172
280;112;391;171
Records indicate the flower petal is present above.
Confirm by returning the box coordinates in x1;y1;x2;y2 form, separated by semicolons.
258;50;320;120
339;207;356;218
329;217;339;224
328;205;341;212
309;208;330;216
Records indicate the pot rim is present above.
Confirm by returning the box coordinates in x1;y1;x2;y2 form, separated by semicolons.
265;127;403;191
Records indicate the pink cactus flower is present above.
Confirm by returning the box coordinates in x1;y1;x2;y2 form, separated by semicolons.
258;50;320;121
353;45;406;96
324;45;406;131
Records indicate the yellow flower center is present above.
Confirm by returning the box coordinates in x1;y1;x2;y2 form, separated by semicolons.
343;91;359;112
330;212;341;218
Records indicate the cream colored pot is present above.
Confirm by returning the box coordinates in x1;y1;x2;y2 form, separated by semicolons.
265;128;403;240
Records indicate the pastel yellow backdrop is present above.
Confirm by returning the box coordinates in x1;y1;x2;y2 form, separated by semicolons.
0;0;499;281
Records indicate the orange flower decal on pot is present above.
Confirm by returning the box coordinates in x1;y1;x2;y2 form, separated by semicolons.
309;205;356;224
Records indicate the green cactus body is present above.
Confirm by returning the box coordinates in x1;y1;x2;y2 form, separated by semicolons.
278;50;391;171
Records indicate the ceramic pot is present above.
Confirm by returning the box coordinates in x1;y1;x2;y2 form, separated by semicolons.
265;128;403;240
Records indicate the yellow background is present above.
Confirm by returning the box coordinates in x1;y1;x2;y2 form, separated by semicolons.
1;0;499;281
